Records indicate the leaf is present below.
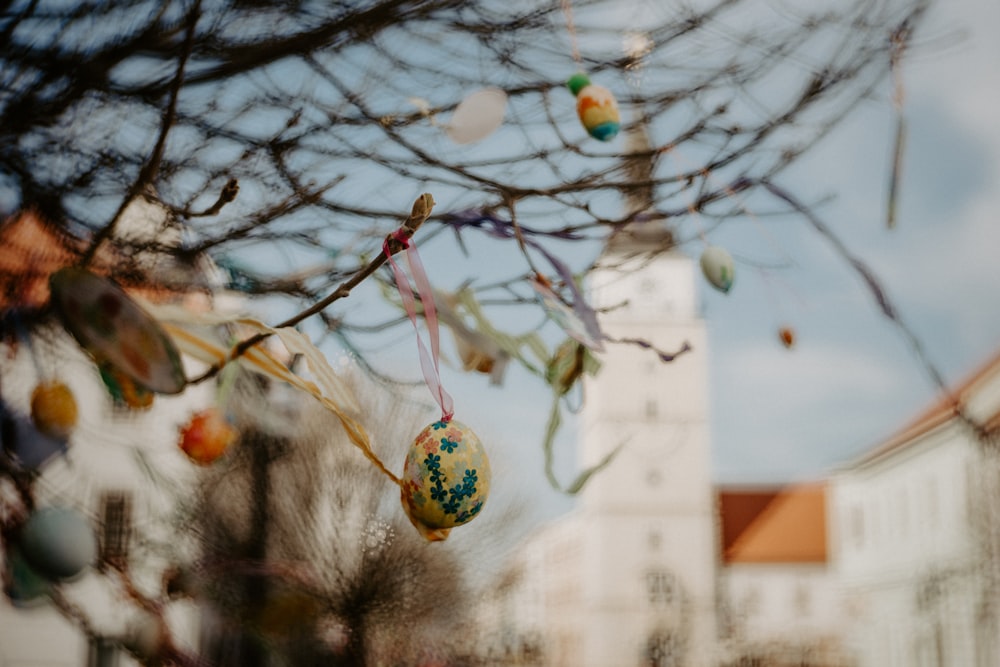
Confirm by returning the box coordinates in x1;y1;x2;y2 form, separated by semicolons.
541;394;621;495
142;301;398;486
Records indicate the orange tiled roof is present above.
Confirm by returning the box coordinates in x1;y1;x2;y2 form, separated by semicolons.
852;349;1000;467
0;208;199;313
0;209;85;311
718;483;827;564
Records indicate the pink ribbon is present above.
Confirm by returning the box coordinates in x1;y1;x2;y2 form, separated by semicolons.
384;233;454;422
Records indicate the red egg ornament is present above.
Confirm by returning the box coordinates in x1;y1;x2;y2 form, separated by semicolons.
779;326;795;349
178;408;237;465
30;381;78;440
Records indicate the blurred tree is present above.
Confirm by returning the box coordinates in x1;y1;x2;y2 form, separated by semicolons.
1;0;929;326
0;0;937;664
190;378;476;666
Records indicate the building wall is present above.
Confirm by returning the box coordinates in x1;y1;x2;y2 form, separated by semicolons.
572;250;718;667
831;414;994;667
0;326;212;666
720;563;846;659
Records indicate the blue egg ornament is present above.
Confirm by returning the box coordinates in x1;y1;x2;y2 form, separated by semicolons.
19;506;97;581
400;419;491;539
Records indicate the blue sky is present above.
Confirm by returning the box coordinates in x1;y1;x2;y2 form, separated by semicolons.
704;0;1000;482
398;0;1000;530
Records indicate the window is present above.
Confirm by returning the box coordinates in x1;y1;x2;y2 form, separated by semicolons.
648;529;662;551
646;571;674;606
793;582;811;616
850;505;865;549
99;490;133;570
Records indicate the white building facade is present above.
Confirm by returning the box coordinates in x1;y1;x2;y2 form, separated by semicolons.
0;199;215;666
575;242;719;667
830;352;1000;667
480;233;721;667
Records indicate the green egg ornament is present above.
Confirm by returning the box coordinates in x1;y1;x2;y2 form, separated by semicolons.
400;419;491;540
3;542;54;606
700;245;735;294
567;72;621;142
18;506;97;581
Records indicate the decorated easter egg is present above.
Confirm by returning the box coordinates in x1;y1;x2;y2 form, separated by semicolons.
699;245;735;293
30;381;78;440
454;332;495;374
19;506;97;581
100;362;154;409
255;585;324;638
446;87;508;144
567;73;620;142
3;542;54;606
779;326;795;349
178;408;237;465
49;267;187;394
3;399;68;470
400;419;491;535
122;610;166;662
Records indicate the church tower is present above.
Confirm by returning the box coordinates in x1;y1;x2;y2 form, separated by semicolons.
574;123;718;666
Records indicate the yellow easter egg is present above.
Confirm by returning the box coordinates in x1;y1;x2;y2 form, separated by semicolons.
30;381;78;440
400;419;491;532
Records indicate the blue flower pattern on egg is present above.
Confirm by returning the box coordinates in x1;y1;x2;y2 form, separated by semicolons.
401;420;491;530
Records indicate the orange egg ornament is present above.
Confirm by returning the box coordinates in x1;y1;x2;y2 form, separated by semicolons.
779;326;795;349
30;381;78;440
178;408;237;465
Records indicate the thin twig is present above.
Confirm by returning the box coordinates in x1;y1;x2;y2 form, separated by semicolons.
187;193;435;384
80;0;201;266
187;178;240;217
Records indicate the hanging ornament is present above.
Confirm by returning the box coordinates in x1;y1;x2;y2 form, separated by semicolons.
383;226;491;540
400;419;491;533
1;399;68;470
18;506;97;581
532;274;604;351
567;73;620;142
778;326;795;349
446;87;508;144
121;611;166;663
255;585;324;639
178;408;237;465
30;380;78;440
100;362;154;409
453;331;497;375
699;245;735;293
3;542;54;606
49;267;186;394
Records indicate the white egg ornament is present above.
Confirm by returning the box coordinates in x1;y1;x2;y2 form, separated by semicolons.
400;419;491;541
121;610;167;663
18;506;97;581
446;88;508;144
700;245;735;294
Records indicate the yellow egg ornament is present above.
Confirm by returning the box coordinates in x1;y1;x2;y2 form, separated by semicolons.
567;73;620;142
400;419;491;541
30;381;78;440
